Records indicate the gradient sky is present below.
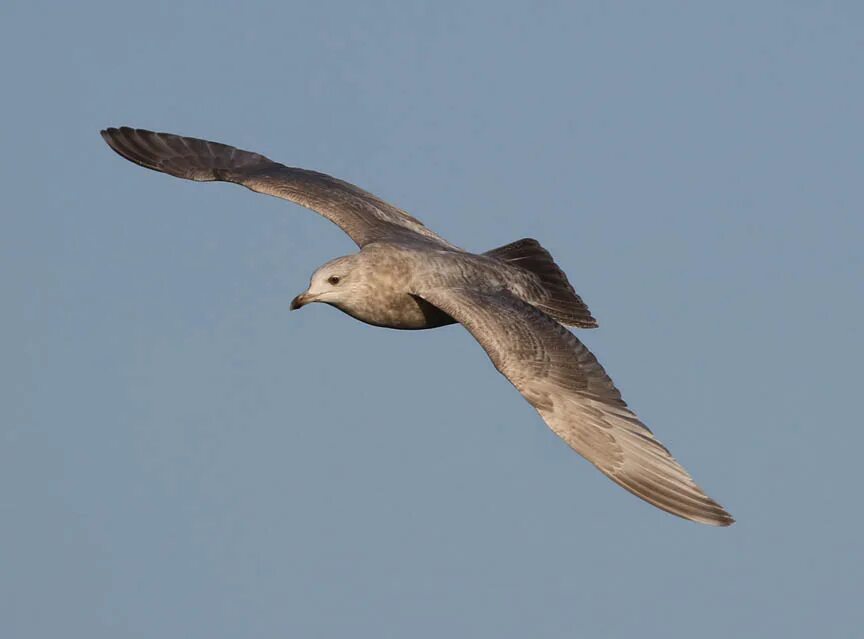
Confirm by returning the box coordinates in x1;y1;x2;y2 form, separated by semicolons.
3;1;863;637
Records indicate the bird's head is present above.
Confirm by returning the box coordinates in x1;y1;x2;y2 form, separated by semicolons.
290;254;366;311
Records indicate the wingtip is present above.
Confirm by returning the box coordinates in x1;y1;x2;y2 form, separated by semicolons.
702;514;735;527
100;127;121;156
692;502;735;527
100;126;147;139
715;511;736;527
100;126;125;147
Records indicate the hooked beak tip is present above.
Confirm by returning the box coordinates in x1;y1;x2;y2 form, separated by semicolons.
290;293;308;311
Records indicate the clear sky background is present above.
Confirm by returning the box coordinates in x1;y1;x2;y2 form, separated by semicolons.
3;1;862;637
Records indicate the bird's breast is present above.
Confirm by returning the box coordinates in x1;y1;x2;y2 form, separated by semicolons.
332;291;455;330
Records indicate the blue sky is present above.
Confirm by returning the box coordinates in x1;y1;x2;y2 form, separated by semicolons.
3;1;863;637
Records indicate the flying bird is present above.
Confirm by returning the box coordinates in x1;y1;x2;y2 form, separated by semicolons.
101;126;734;526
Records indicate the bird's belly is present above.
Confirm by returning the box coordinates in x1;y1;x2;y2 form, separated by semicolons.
334;294;455;330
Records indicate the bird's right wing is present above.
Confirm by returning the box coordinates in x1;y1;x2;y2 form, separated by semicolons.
101;127;453;248
414;286;733;526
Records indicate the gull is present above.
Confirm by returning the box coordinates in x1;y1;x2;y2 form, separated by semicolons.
101;126;734;526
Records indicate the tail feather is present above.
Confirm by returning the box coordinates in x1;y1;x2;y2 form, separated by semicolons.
486;238;597;328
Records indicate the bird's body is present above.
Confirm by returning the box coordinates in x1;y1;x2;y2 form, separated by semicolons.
311;241;584;330
101;126;734;526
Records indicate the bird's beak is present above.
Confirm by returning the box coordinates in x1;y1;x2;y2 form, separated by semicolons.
290;292;312;310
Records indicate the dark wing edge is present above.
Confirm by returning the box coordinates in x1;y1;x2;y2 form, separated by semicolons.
100;126;271;182
100;127;450;248
415;286;734;527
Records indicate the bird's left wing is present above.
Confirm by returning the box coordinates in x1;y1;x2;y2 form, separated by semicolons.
413;286;733;526
101;127;452;248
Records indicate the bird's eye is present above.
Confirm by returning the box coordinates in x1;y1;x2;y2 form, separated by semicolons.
327;276;341;285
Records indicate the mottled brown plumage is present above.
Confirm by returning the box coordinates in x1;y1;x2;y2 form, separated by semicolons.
101;126;733;526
